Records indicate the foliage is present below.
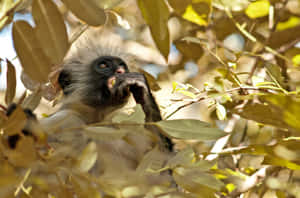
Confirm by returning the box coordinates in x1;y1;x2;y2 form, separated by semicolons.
1;0;300;197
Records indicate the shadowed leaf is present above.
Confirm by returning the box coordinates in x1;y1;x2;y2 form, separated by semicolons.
12;20;52;83
5;60;16;105
32;0;69;64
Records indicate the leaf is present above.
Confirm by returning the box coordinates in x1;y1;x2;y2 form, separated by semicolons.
263;156;300;170
2;106;27;136
75;141;98;172
21;88;42;111
136;146;167;175
182;1;211;26
5;60;16;105
276;16;300;31
156;119;226;141
61;0;106;26
83;126;128;141
173;167;224;194
168;0;191;14
112;104;145;124
174;39;204;61
166;147;195;168
245;0;270;19
32;0;69;64
265;64;285;88
12;20;52;83
0;0;20;30
137;0;170;60
216;103;226;121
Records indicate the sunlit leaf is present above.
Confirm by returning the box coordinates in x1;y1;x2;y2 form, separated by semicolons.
32;0;69;64
5;60;16;105
277;16;300;31
137;0;170;60
0;0;21;30
61;0;106;26
216;103;226;121
263;156;300;170
245;0;270;19
292;54;300;66
75;141;98;172
156;119;226;140
12;20;52;83
183;4;208;26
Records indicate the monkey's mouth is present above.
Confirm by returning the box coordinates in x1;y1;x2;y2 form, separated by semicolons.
107;76;116;89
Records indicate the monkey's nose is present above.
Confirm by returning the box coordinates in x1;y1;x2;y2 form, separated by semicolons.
116;67;125;74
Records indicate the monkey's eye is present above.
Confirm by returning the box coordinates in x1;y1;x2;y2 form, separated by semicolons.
98;63;107;69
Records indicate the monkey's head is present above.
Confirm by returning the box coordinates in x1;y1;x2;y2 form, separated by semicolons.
58;55;130;107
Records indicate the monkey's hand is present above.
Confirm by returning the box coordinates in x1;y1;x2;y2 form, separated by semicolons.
112;73;162;122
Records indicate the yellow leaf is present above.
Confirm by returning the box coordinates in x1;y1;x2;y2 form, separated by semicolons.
75;141;98;172
183;4;208;26
276;16;300;31
245;0;270;19
292;54;300;67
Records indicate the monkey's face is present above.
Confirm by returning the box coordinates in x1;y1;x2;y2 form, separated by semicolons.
58;55;130;107
91;56;129;89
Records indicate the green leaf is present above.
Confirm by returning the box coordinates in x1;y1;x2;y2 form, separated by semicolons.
5;60;16;105
61;0;106;26
12;20;52;83
245;0;270;19
32;0;69;65
83;126;128;141
137;0;170;60
156;119;226;140
112;104;145;124
263;156;300;170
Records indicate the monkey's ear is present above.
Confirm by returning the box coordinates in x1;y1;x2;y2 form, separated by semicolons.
58;69;72;95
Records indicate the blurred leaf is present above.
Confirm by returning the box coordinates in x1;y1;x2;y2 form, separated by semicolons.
75;141;98;172
265;64;285;88
5;60;16;105
166;147;195;168
2;106;26;136
232;102;289;129
61;0;106;26
245;0;270;19
268;25;300;48
276;16;300;31
137;0;170;60
12;20;52;83
98;0;124;9
32;0;69;64
177;90;197;98
5;136;37;167
216;103;226;121
156;119;226;140
140;70;161;91
136;146;166;174
84;126;128;141
112;105;145;124
292;54;300;66
21;88;42;111
174;167;224;193
174;39;204;61
168;0;191;14
263;95;300;132
0;0;21;30
263;156;300;170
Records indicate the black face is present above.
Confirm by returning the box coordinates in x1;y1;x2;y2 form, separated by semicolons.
92;56;129;78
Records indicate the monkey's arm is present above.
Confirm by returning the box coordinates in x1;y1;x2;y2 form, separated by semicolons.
112;73;173;151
